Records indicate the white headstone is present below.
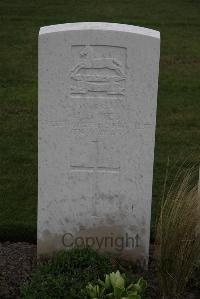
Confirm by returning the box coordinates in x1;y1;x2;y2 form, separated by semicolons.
38;22;160;265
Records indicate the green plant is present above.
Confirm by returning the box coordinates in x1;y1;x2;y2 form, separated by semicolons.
155;165;200;299
86;270;147;299
21;247;112;299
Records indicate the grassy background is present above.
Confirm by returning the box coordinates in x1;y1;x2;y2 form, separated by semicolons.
0;0;199;242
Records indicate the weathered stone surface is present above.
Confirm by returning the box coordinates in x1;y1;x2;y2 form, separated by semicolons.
38;22;160;264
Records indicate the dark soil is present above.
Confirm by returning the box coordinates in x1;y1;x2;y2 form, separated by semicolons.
0;242;199;299
0;242;37;299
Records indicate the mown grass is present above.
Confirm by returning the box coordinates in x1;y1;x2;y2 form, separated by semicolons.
0;0;200;241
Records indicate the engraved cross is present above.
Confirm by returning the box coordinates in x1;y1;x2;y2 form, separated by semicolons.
70;139;120;216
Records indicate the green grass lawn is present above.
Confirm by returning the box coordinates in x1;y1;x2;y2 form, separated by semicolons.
0;0;200;242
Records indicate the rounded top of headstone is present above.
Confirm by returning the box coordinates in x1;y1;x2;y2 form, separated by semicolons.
39;22;160;39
